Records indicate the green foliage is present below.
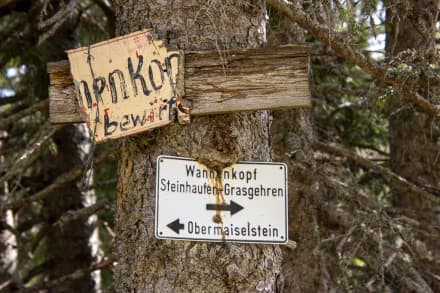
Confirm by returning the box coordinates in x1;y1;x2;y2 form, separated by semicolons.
0;0;437;291
77;0;112;45
309;1;390;200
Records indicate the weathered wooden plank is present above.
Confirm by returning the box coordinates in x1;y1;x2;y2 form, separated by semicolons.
48;60;82;124
48;44;311;124
49;86;85;124
185;45;310;115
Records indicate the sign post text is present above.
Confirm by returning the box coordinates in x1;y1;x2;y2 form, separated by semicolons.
155;156;288;244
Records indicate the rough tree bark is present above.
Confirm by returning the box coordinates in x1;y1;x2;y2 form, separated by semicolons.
113;0;283;291
268;7;323;292
386;0;440;290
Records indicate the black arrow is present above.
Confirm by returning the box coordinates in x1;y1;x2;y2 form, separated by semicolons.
167;219;184;234
206;200;244;215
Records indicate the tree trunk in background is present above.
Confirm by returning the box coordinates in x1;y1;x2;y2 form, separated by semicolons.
268;9;323;292
43;125;99;292
0;203;17;291
39;1;100;291
0;214;16;291
386;0;440;289
271;110;320;293
113;0;282;291
0;136;18;291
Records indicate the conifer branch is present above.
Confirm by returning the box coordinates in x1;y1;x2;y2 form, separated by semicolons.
0;100;48;129
314;141;440;204
266;0;440;117
21;257;113;292
1;148;115;211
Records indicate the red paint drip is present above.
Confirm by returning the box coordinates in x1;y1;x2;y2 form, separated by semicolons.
136;50;139;58
106;84;109;91
109;59;112;63
104;108;110;118
93;102;97;108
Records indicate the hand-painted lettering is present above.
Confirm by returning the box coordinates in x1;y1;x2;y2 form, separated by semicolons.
79;80;93;108
149;59;164;91
67;31;181;141
93;76;106;104
104;108;117;136
165;53;179;93
128;55;151;97
108;69;128;103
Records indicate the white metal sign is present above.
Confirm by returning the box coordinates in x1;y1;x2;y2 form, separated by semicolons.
155;155;288;244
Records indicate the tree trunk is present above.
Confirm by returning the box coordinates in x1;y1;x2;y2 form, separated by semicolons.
38;1;100;291
0;137;18;291
113;1;282;291
268;10;323;292
386;0;440;290
272;109;322;293
0;210;17;291
43;125;100;292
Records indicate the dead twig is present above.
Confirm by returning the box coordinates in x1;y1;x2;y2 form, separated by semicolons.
266;0;440;117
54;200;110;228
1;148;115;211
314;141;440;205
0;123;62;183
0;100;48;130
21;257;113;292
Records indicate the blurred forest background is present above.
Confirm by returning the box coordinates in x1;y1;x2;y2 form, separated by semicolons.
0;0;439;292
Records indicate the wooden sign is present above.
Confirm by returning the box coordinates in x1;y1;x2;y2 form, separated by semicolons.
49;39;312;134
66;30;183;142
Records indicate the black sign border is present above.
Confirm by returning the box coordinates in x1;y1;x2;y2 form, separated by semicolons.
155;155;289;244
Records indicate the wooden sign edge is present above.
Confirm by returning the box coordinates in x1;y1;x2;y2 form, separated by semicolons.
48;44;312;126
